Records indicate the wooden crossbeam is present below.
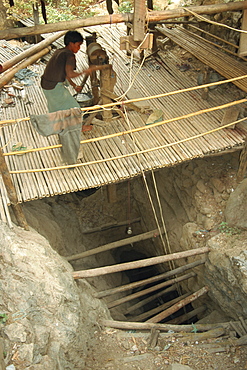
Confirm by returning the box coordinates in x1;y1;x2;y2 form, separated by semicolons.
72;247;210;278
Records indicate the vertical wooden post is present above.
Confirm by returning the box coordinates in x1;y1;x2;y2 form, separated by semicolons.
239;9;247;57
100;65;116;122
33;2;42;43
107;183;117;203
133;0;146;42
237;138;247;183
0;148;29;230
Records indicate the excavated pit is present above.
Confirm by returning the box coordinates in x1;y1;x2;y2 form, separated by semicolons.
21;150;247;325
1;150;247;369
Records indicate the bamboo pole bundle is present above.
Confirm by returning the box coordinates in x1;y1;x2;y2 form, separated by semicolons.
0;47;51;89
1;31;66;73
72;247;209;279
146;286;209;323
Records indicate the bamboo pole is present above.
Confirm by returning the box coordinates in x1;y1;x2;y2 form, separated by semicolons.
107;272;196;309
72;247;210;279
0;147;29;230
6;99;247;174
67;227;163;262
0;47;51;89
1;1;247;40
146;286;209;323
1;31;66;73
94;258;206;298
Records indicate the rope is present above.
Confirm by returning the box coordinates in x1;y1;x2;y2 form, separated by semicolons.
184;7;247;34
8;114;246;174
3;97;247;157
122;104;168;254
1;73;247;128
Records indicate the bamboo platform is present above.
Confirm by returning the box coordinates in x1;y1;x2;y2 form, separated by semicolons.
156;25;247;92
1;24;247;224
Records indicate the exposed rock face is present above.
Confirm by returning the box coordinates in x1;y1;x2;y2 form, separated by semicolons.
133;152;247;319
205;232;247;319
0;222;109;369
225;178;247;228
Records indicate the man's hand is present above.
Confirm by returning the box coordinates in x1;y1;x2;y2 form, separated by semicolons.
83;65;111;75
74;85;83;93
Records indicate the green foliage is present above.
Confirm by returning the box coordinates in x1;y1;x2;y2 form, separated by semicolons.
9;0;95;23
118;1;133;13
0;313;8;324
219;222;241;236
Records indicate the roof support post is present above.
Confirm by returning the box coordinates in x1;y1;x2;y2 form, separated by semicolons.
0;147;29;230
133;0;146;41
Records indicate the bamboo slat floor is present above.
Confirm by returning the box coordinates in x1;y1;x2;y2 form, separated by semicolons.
1;24;247;225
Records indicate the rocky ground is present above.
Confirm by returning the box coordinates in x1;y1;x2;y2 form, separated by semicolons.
85;326;247;370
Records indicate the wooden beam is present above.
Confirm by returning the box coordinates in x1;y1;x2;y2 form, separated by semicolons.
124;284;178;315
166;305;207;325
100;319;231;333
0;47;51;89
146;286;209;323
67;227;164;262
0;2;247;40
0;147;29;230
107;272;196;309
131;292;191;322
82;217;141;234
94;258;206;298
72;247;210;278
123;284;178;315
237;138;247;183
100;65;116;121
1;31;66;73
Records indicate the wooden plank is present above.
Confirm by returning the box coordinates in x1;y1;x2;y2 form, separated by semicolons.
221;107;241;129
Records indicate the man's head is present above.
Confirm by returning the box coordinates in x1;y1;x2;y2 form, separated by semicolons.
64;31;84;46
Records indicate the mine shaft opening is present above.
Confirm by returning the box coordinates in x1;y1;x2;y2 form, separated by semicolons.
22;152;246;328
111;246;200;325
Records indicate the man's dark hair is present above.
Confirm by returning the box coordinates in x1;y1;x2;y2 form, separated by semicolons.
64;31;84;46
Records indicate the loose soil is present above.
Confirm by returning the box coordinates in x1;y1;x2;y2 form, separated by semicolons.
85;327;247;369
